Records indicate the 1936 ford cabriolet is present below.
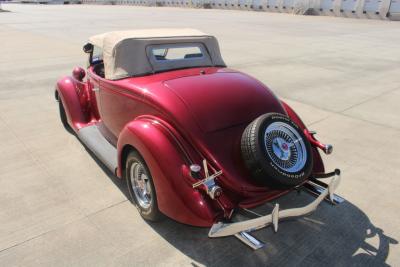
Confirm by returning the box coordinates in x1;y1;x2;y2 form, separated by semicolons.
55;28;343;249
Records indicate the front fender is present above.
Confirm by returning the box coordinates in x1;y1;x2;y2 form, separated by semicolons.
55;76;90;131
281;100;325;174
117;117;220;227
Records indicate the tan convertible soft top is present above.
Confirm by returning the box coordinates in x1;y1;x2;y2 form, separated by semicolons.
88;28;226;80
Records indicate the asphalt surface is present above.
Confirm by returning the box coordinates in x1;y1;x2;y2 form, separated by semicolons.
0;4;399;266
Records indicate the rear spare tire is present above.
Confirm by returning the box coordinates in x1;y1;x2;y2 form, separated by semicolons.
241;113;313;187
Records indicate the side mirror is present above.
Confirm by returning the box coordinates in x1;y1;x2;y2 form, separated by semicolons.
72;67;86;81
83;43;93;53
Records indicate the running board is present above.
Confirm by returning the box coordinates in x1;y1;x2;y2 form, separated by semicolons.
77;125;118;174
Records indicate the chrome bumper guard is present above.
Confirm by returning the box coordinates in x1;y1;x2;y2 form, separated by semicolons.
208;169;343;250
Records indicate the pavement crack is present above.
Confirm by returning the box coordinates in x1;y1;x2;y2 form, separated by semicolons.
339;87;400;113
0;200;128;255
85;199;128;219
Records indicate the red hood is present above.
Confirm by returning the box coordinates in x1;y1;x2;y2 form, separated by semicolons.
163;70;285;132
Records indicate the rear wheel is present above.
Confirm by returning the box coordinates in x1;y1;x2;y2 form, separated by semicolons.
125;151;162;221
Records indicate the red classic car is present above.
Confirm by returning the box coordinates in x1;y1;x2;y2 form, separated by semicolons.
55;28;343;249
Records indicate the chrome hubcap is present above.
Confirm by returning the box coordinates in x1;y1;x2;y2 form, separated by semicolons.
129;162;152;209
264;121;307;173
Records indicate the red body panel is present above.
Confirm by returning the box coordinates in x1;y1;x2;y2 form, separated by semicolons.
56;75;98;130
117;118;219;226
56;66;326;227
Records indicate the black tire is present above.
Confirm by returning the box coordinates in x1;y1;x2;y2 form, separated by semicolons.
241;113;313;187
58;99;73;133
125;151;162;222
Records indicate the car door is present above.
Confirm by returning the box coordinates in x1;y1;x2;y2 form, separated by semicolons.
98;80;144;142
87;46;144;144
86;66;119;145
86;45;104;122
87;68;101;121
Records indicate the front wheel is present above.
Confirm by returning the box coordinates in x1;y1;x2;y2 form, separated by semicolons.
58;99;73;134
125;151;162;221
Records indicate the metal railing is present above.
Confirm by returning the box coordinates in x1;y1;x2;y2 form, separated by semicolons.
45;0;397;20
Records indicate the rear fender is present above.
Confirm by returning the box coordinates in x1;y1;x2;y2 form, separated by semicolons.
55;76;91;131
117;117;219;227
281;100;325;174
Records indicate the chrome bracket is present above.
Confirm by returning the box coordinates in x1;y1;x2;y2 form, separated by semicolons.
192;160;223;199
304;169;345;204
304;182;345;204
235;231;265;250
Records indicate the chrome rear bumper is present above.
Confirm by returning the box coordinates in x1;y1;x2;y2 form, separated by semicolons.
208;170;343;249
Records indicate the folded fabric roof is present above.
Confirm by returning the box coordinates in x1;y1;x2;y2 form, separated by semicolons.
88;28;226;80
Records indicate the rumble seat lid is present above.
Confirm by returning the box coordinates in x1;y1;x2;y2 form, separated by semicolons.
163;71;286;133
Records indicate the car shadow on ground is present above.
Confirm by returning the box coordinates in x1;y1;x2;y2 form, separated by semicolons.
87;150;397;266
147;196;398;266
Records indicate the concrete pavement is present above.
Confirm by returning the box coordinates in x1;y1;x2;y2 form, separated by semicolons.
0;4;399;266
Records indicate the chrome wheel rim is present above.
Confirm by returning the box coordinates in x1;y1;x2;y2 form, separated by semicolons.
264;121;307;173
129;162;152;209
